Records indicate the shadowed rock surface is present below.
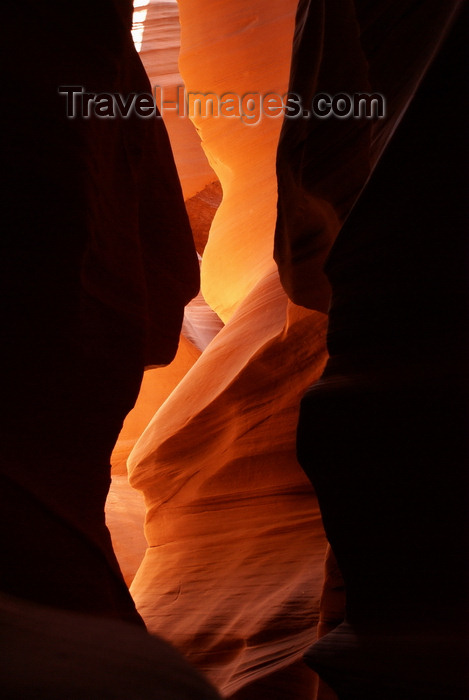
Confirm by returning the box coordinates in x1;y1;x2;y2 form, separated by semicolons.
0;0;204;692
0;593;220;699
274;2;469;697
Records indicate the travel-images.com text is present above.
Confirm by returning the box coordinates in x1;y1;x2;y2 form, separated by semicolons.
59;86;386;124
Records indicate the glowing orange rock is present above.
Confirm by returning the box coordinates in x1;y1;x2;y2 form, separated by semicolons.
111;336;202;477
135;0;216;198
128;272;329;695
108;336;201;585
110;1;331;695
177;0;299;321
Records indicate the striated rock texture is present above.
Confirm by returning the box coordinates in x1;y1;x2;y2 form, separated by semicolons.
129;274;329;697
178;0;300;322
107;4;225;574
3;2;467;700
122;2;339;697
107;0;223;477
274;1;469;698
135;0;216;199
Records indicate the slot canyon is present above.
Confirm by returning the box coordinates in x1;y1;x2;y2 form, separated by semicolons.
1;1;468;699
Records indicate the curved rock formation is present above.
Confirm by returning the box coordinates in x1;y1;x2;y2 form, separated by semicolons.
178;0;299;321
136;0;216;198
128;273;329;696
4;1;467;699
123;2;336;696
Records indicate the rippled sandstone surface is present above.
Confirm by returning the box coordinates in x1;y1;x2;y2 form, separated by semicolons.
108;1;332;697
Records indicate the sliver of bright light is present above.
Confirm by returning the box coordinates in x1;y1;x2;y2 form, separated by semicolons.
132;0;150;52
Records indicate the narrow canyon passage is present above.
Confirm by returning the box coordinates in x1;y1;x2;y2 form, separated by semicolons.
107;2;330;697
108;1;469;698
1;1;467;699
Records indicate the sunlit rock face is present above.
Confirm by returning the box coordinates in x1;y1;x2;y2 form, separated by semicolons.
4;1;465;699
178;0;299;322
108;1;467;698
109;1;334;697
128;273;329;696
134;0;215;198
107;0;223;587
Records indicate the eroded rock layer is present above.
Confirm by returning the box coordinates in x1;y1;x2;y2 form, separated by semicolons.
119;2;335;696
178;0;300;322
135;0;216;198
5;1;464;699
129;274;329;696
102;3;334;697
